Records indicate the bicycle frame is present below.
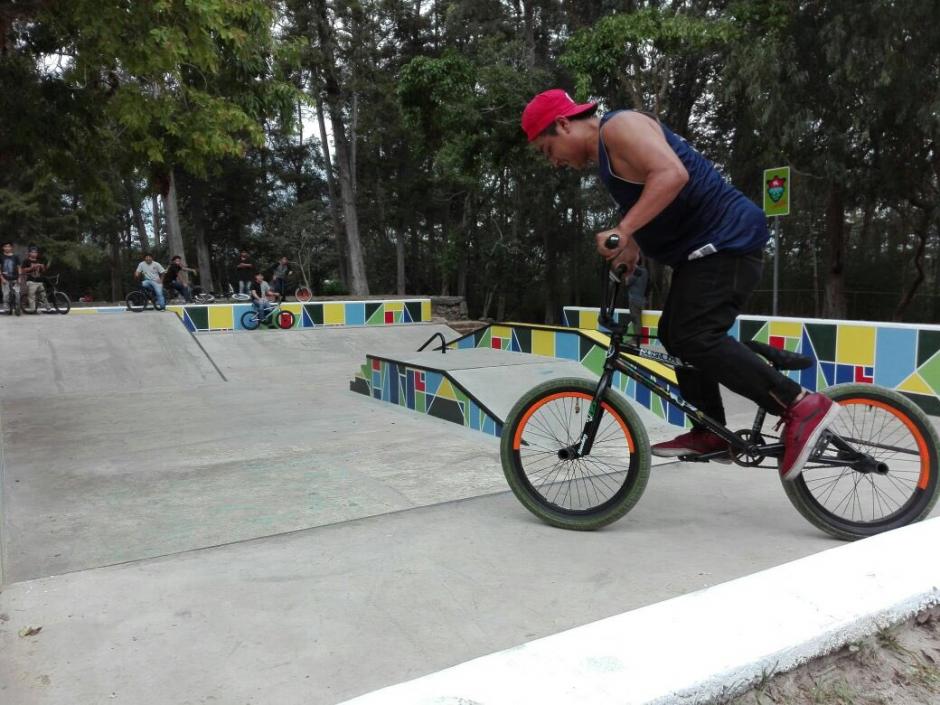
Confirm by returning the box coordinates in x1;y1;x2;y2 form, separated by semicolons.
569;266;885;474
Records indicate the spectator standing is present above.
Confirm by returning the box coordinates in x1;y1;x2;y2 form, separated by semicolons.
1;241;21;313
271;256;292;298
235;250;255;295
624;260;649;346
163;255;197;303
21;246;49;312
135;253;167;310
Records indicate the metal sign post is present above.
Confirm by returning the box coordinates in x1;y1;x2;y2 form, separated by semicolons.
763;166;791;316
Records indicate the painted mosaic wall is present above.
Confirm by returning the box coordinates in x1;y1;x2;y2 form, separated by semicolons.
450;324;689;428
563;306;940;416
167;299;432;332
350;356;503;437
68;299;432;333
562;306;667;351
70;306;131;314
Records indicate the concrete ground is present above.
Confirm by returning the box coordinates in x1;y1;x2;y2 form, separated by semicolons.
0;314;935;705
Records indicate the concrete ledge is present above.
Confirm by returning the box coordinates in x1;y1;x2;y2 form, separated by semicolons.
338;517;940;705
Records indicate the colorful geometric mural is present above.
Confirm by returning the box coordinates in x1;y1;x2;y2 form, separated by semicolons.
68;299;433;333
562;306;667;352
449;323;690;428
564;306;940;416
349;356;503;437
167;299;432;332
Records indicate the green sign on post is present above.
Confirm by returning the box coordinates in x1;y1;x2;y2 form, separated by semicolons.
763;166;791;216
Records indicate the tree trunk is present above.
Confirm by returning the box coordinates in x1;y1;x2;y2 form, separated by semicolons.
151;194;162;248
313;91;348;287
311;4;369;296
125;178;150;252
822;184;847;319
162;169;185;262
543;226;558;324
189;177;214;293
396;231;406;295
893;210;931;321
110;227;123;302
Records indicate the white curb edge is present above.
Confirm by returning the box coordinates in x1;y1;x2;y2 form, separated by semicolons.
337;517;940;705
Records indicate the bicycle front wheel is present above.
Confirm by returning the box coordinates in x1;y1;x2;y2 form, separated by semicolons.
294;286;312;302
499;377;651;530
240;310;261;330
52;291;70;314
782;383;939;540
126;291;147;312
276;310;295;329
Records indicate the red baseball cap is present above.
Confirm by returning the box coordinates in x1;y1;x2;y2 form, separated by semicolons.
521;89;597;142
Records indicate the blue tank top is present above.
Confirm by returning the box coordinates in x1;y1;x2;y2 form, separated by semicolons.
598;110;768;267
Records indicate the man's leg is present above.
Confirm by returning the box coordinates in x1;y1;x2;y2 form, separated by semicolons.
652;251;806;461
1;281;8;312
25;282;38;311
660;251;802;419
153;282;165;309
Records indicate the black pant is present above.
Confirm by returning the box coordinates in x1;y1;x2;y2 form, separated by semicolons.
657;250;801;425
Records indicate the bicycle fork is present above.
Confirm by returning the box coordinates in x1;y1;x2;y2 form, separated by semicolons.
557;368;616;461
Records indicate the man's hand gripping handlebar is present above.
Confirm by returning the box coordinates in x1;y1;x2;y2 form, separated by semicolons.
597;234;631;334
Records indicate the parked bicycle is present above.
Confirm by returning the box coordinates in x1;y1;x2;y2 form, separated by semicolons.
240;296;295;330
24;274;70;314
499;252;939;540
192;283;251;304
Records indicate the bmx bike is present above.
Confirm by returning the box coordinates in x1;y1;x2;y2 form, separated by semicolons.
23;274;71;314
499;257;939;540
240;297;295;330
126;283;175;312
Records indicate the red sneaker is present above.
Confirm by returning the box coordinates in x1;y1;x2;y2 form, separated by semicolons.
651;429;731;463
778;392;842;481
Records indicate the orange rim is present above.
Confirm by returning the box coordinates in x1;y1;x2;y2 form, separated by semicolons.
838;397;930;490
512;391;634;454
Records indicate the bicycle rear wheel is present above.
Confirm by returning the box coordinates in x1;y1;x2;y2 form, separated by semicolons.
52;291;70;314
126;290;147;312
240;310;261;330
499;377;651;530
782;383;939;540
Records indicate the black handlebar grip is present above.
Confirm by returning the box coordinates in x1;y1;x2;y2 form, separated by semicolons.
604;234;620;250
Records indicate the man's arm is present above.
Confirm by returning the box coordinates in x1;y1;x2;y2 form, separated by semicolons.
595;111;689;260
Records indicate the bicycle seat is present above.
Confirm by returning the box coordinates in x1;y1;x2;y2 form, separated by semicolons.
745;339;813;370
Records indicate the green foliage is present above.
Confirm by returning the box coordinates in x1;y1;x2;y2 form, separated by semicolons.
562;8;734;109
2;1;938;321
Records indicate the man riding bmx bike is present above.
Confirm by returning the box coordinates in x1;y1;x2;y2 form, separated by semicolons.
521;89;839;480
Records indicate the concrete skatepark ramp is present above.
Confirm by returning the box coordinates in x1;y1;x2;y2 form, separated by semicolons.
0;317;506;583
0;312;938;705
0;314;222;398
